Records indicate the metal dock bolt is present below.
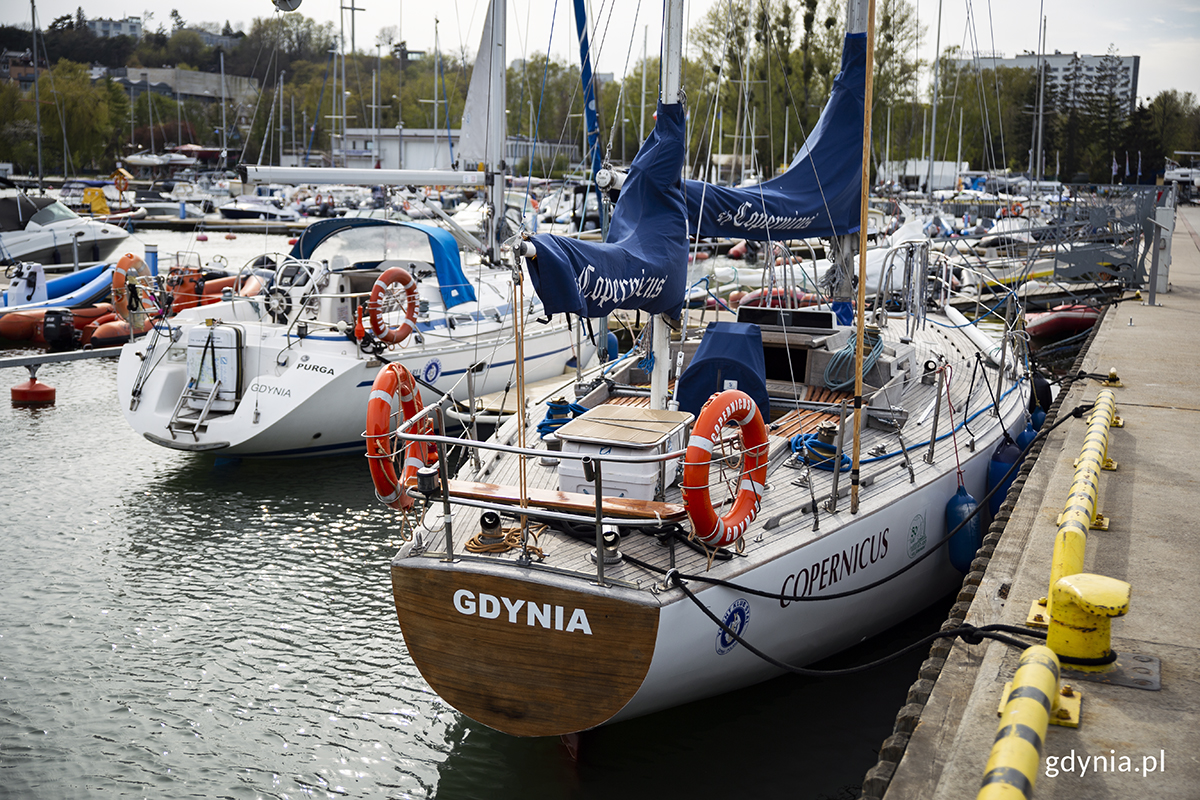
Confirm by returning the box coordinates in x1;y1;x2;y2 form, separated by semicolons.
1046;573;1131;672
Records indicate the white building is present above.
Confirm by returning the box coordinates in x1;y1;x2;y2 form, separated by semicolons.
956;51;1140;115
879;160;966;192
86;16;143;39
332;127;578;171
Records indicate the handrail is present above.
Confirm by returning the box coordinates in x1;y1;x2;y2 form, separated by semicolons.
374;398;692;468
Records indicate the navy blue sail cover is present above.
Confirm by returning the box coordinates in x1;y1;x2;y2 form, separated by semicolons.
684;31;866;241
526;102;689;319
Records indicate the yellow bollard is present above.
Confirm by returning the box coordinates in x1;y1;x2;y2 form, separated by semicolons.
978;646;1061;800
1046;573;1131;671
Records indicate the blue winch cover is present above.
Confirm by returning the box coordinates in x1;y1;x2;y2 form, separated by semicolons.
675;321;770;418
526;102;688;318
288;217;476;308
683;32;866;241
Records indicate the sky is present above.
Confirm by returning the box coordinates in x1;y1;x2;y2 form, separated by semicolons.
7;0;1199;102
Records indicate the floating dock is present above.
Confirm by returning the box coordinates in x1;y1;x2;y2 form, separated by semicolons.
862;205;1200;798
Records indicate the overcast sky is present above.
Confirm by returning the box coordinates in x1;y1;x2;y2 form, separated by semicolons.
8;0;1199;101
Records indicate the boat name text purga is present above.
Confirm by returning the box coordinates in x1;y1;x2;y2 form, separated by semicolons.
452;589;594;635
715;202;818;232
778;528;890;606
295;361;336;375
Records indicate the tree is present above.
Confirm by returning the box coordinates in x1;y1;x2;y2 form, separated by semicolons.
1084;45;1129;181
37;60;117;172
170;10;186;33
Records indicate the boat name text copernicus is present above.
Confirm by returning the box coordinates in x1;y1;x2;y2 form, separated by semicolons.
577;263;667;308
452;589;593;635
715;202;818;232
778;528;889;607
295;361;336;375
248;383;292;397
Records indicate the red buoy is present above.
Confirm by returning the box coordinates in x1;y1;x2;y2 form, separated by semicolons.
12;377;55;404
225;233;237;240
196;233;209;242
288;237;298;245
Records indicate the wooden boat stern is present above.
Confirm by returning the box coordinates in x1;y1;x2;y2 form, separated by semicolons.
390;551;661;737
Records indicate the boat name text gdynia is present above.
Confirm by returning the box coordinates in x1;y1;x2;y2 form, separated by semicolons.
452;589;593;635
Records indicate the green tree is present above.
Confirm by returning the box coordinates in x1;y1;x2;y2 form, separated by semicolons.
38;59;117;173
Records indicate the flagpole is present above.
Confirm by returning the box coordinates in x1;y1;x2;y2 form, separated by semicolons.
850;0;876;514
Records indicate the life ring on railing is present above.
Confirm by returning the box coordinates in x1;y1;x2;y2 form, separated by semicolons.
315;194;323;205
366;363;435;510
112;253;151;320
368;266;420;344
681;389;770;547
113;174;129;193
1009;203;1024;217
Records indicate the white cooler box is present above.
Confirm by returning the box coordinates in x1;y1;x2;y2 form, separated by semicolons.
185;325;242;411
555;406;693;501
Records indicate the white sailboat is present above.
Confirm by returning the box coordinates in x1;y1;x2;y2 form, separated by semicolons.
376;0;1033;737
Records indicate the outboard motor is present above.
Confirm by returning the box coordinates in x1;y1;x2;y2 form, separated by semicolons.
40;308;76;350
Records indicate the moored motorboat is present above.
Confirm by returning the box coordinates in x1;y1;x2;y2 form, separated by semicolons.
1025;303;1101;338
0;190;131;268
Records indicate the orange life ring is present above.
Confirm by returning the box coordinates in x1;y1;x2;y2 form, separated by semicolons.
112;253;151;320
1010;203;1024;217
366;363;435;509
368;266;419;345
682;389;770;547
113;175;129;192
315;194;323;205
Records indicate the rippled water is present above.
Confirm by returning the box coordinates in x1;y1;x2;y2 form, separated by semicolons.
2;229;956;799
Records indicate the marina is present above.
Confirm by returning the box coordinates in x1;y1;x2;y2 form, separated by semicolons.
3;0;1199;794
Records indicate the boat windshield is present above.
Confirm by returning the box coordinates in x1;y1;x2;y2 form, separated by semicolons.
29;201;81;226
308;224;438;269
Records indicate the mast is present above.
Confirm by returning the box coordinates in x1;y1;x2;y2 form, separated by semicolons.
572;0;606;225
485;0;506;262
850;0;875;513
925;0;942;198
1034;16;1046;183
279;70;285;166
220;51;228;167
31;0;43;193
650;0;684;411
640;26;647;145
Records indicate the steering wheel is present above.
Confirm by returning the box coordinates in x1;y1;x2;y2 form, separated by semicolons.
209;254;228;268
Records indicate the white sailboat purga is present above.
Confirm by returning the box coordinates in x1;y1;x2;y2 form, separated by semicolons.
114;0;596;458
377;0;1032;736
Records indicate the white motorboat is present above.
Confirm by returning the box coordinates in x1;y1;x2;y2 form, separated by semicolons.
378;0;1033;738
115;217;596;457
0;190;131;269
217;196;301;222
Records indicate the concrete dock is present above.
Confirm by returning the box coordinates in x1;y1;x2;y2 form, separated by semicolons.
863;204;1200;799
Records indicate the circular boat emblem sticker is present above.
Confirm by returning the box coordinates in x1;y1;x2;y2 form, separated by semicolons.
716;598;751;655
422;358;442;383
907;513;927;559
